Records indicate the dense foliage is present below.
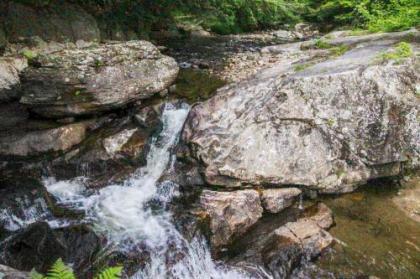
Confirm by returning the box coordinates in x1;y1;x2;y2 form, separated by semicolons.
11;0;420;34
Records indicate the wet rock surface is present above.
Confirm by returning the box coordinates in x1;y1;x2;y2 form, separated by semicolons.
0;222;101;274
20;40;178;117
199;189;263;248
226;203;334;279
184;30;420;193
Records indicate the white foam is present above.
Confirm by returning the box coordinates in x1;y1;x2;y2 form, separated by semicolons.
44;103;253;279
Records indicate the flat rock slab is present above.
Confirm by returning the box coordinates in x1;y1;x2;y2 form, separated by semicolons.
0;122;87;157
20;40;178;117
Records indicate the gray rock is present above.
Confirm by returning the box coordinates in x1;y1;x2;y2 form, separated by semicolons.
0;57;28;102
0;265;30;279
184;33;419;193
4;2;100;43
20;41;179;117
261;188;301;213
0;123;87;157
199;189;263;248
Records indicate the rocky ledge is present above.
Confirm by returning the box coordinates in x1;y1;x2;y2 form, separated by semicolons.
184;30;420;193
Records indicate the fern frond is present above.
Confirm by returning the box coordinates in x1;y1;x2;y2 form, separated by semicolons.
94;266;123;279
45;258;76;279
30;269;46;279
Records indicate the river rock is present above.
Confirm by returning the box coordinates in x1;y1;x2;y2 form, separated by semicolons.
0;57;28;102
0;222;101;274
184;32;420;193
20;40;179;117
0;122;87;157
0;265;30;279
261;188;302;213
199;189;263;248
4;1;100;43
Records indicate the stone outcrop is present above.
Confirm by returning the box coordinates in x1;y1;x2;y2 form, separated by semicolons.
3;1;100;43
20;40;178;117
0;57;27;102
199;189;263;248
229;203;334;279
261;188;302;213
0;122;87;157
184;31;420;193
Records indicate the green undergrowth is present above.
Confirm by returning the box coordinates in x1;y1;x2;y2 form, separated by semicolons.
31;258;122;279
379;41;413;61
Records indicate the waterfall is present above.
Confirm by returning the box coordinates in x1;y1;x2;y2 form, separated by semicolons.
43;103;250;279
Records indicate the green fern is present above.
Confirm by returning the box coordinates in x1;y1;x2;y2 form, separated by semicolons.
31;259;122;279
93;266;123;279
45;259;76;279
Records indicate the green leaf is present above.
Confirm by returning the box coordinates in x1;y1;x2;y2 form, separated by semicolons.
94;266;123;279
45;258;76;279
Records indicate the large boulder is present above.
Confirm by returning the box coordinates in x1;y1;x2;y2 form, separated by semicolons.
4;1;100;43
20;41;179;117
0;57;27;102
199;189;263;248
184;32;419;193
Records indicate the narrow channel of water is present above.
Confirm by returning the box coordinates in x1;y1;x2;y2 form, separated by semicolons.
43;103;250;279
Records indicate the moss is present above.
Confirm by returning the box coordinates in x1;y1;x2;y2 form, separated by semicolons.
314;39;333;49
379;42;413;62
173;69;226;103
294;62;313;72
330;44;350;57
21;49;38;60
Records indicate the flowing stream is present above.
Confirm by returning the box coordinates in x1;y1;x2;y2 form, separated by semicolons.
42;103;249;279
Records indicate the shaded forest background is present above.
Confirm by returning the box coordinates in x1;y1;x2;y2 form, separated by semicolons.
8;0;420;36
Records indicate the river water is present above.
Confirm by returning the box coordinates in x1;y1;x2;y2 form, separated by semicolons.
36;103;250;278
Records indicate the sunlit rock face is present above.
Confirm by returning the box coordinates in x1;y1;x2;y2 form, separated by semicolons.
199;189;263;248
184;32;419;193
20;40;178;117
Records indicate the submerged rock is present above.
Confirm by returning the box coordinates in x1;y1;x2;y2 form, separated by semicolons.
0;57;27;102
199;189;263;248
261;188;302;213
20;40;178;117
184;31;420;193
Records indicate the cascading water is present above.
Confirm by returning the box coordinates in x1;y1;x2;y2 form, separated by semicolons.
42;103;251;279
